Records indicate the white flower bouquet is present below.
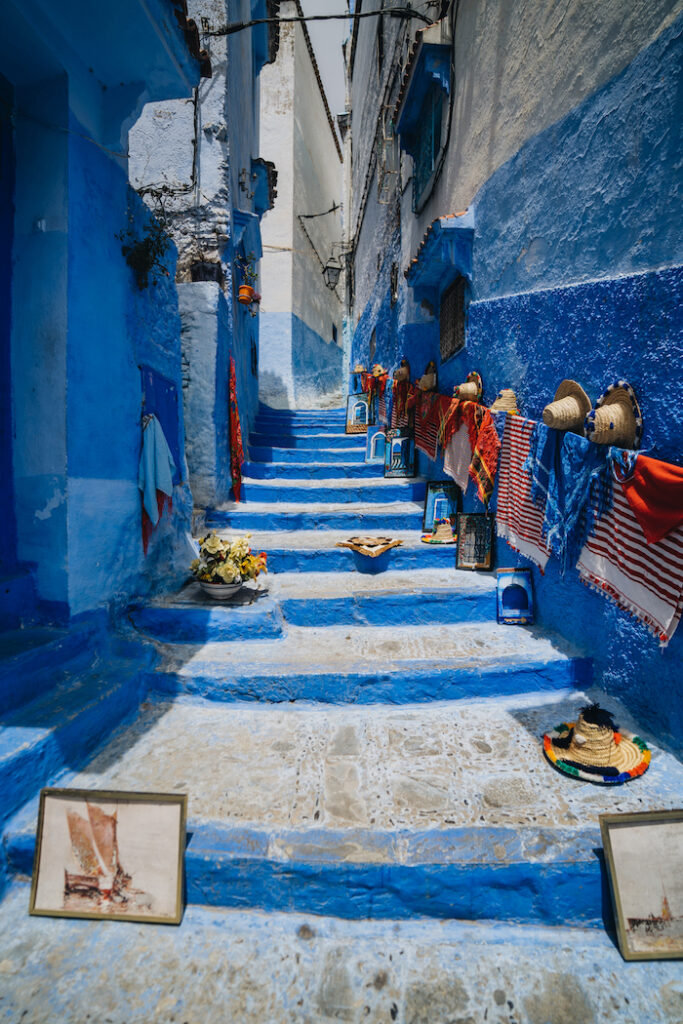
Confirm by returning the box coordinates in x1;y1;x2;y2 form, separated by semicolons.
190;533;268;585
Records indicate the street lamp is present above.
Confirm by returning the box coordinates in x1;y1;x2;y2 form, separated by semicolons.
322;256;342;290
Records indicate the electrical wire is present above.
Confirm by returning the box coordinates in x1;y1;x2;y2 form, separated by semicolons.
208;6;434;37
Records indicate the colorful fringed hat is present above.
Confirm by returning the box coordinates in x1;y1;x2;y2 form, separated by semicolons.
542;380;591;433
353;363;366;374
454;371;483;402
543;703;650;785
584;380;643;449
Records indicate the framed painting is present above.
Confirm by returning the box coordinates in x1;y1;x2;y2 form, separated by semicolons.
365;425;386;463
30;789;187;925
346;393;371;434
600;810;683;961
384;428;415;478
496;567;534;624
456;512;494;570
423;480;461;532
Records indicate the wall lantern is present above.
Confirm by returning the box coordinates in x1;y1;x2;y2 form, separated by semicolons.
322;257;342;290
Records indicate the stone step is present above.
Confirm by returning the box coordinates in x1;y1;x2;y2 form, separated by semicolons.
243;461;385;479
206;500;424;532
258;404;346;423
250;432;365;450
249;445;366;464
6;689;679;926
2;891;677;1023
146;622;591;703
254;421;352;436
0;656;145;830
128;582;285;643
271;569;496;627
0;621;100;717
239;477;427;505
212;529;458;572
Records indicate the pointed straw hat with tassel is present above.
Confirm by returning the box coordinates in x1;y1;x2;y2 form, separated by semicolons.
542;380;591;433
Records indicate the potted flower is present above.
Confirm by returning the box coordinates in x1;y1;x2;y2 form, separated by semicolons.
190;533;267;599
235;252;258;305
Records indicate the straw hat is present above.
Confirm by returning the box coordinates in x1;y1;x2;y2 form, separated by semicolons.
454;371;483;403
490;389;518;414
393;359;410;382
542;380;591;433
543;703;650;785
335;536;403;557
584;380;642;449
353;363;366;374
371;364;387;378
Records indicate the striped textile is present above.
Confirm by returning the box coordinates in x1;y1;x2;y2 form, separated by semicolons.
495;415;550;570
378;391;387;425
577;475;683;646
413;391;450;460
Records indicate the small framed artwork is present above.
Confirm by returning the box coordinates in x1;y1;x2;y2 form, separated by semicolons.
496;567;534;624
384;428;416;478
600;810;683;961
346;393;371;434
423;480;461;533
366;425;386;464
456;512;494;570
30;789;187;925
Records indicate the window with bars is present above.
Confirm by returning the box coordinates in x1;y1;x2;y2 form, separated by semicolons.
439;276;466;362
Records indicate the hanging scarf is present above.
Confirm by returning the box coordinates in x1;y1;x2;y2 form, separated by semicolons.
391;379;411;427
525;423;612;576
465;404;501;506
229;355;245;502
612;450;683;545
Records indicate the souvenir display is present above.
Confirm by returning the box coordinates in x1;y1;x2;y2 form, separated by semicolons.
418;360;437;392
454;371;483;403
421;519;457;544
422;480;461;533
346;392;371;433
365;425;386;463
584;380;643;449
543;703;650;785
393;358;410;383
336;535;403;574
456;512;494;570
496;567;534;624
384;428;416;478
490;389;519;414
542;379;591;433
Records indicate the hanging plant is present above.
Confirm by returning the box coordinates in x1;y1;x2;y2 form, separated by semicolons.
117;210;171;290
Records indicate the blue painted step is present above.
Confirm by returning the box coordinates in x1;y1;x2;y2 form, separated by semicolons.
206;505;424;531
250;433;364;450
129;585;285;643
0;621;100;716
249;446;366;464
253;422;351;437
239;479;427;504
262;544;457;573
243;461;385;480
257;405;345;423
0;660;145;829
279;588;495;627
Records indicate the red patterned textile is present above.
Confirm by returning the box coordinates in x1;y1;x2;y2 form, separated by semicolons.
229;355;245;502
615;453;683;545
413;391;441;459
391;380;411;428
495;415;550;570
465;404;501;506
142;492;172;555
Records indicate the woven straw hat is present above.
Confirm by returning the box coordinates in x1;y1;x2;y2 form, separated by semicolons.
584;380;643;449
543;703;650;785
454;371;483;403
371;364;387;377
353;363;366;374
542;380;591;433
490;389;518;414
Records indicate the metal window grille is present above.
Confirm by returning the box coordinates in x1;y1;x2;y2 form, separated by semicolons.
440;277;466;362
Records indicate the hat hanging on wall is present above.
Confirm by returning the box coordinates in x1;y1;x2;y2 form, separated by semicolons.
393;358;410;382
371;364;387;378
542;380;591;433
490;389;518;414
418;360;437;392
454;371;483;402
353;363;366;374
585;380;642;449
543;703;650;785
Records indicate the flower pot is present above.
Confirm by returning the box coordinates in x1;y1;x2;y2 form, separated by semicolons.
198;580;243;600
238;284;254;305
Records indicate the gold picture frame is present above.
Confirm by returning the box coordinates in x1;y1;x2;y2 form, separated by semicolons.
30;788;187;925
600;809;683;961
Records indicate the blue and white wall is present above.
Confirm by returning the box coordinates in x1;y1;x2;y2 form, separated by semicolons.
349;2;683;747
259;4;344;409
1;0;198;623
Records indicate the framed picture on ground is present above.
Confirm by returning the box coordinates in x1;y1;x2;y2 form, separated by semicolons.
600;809;683;961
384;428;415;478
30;789;187;925
496;567;534;625
346;393;371;434
423;480;461;533
365;425;386;463
456;512;494;570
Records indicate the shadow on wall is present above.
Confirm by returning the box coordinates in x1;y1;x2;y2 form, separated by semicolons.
259;369;292;410
293;316;343;408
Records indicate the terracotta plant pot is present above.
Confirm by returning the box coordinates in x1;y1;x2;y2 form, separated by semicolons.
238;284;254;305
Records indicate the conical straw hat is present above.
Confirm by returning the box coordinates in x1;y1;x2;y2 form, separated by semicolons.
353;363;366;373
584;380;642;449
490;389;518;414
543;703;650;784
542;380;591;432
454;371;483;402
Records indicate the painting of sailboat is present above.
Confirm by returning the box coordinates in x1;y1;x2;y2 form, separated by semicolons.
30;789;187;924
600;810;683;960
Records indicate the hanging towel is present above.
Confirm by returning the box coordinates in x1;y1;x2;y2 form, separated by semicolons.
495;415;550;570
444;423;471;492
413;391;450;460
391;380;410;428
612;450;683;545
577;470;683;646
229;355;245;502
525;422;612;576
465;403;501;506
138;414;175;525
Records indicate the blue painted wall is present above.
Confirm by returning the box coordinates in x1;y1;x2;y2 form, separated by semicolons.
0;74;16;573
260;312;343;408
351;16;683;745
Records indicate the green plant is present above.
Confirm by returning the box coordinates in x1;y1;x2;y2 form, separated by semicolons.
117;215;171;290
190;533;267;584
235;251;258;286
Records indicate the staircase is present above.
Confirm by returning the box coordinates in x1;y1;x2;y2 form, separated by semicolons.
1;406;683;1017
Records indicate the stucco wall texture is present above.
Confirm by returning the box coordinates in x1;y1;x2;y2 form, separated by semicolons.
350;8;683;745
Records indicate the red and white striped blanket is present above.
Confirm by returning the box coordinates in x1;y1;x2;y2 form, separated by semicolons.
577;475;683;646
495;415;550;570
